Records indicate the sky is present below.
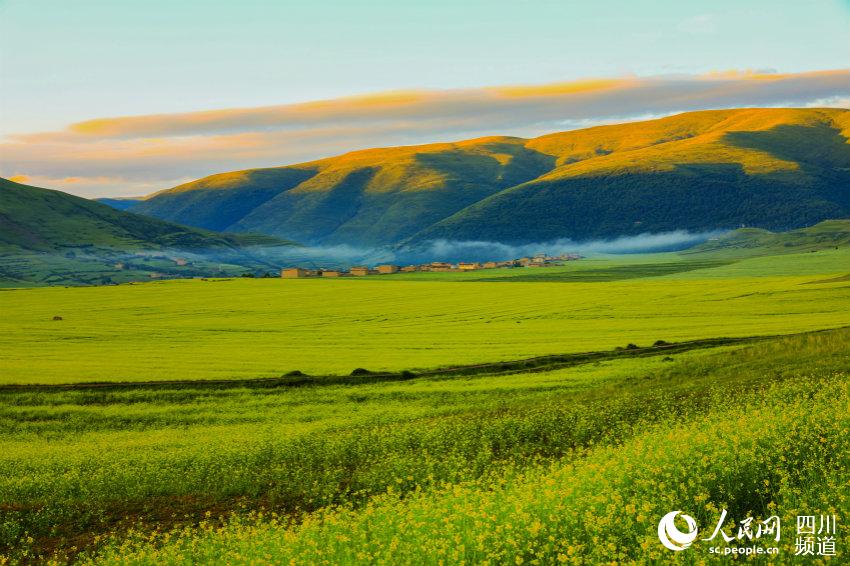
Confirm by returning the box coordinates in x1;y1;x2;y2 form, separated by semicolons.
1;0;848;197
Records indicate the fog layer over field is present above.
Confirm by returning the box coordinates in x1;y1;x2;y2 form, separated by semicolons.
407;230;726;262
5;231;723;285
277;230;726;266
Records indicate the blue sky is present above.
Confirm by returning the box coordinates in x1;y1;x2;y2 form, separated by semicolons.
2;0;848;134
0;0;848;195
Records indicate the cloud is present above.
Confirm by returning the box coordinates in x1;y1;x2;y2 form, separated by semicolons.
4;172;174;197
804;95;850;108
2;69;848;197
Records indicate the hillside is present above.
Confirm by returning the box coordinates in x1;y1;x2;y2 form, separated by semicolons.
131;138;554;246
686;219;850;256
0;177;266;252
129;108;850;246
417;108;850;243
96;197;142;211
0;177;298;285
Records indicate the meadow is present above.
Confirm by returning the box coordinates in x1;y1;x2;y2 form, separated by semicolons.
84;333;850;565
0;247;848;385
2;326;848;564
0;246;849;563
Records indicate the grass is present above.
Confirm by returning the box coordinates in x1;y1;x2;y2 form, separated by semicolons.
2;327;847;563
1;248;849;385
0;177;302;286
0;177;278;254
89;362;848;565
685;220;850;257
1;246;849;563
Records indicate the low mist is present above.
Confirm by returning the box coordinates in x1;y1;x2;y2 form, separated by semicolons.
268;230;726;267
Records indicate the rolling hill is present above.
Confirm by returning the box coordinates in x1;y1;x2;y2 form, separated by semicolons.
0;177;274;252
0;177;299;285
126;108;850;246
686;219;850;256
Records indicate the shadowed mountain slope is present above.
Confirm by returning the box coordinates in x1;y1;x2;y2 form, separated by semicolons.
0;177;276;252
129;108;850;245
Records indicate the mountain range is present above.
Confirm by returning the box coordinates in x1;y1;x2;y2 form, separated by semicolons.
122;108;850;246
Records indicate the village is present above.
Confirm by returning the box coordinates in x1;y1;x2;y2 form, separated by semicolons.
280;253;582;278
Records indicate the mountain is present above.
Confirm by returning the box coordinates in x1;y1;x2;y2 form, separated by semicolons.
129;108;850;246
416;108;850;244
96;197;143;211
0;177;301;286
0;177;273;252
131;139;553;246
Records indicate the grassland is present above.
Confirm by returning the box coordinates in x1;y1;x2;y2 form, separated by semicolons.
1;247;849;385
2;326;848;563
1;244;849;563
86;336;850;565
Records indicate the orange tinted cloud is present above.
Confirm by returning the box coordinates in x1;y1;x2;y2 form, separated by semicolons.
54;69;848;141
490;78;633;98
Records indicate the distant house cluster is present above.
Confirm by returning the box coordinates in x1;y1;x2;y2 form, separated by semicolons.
280;253;581;278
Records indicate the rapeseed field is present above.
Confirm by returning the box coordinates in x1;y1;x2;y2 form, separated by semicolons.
1;251;848;563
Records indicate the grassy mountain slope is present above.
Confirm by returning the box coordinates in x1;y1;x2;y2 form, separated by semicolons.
131;108;850;245
0;178;301;286
134;137;554;245
686;218;850;256
95;197;142;211
132;167;317;232
414;108;850;243
0;177;265;252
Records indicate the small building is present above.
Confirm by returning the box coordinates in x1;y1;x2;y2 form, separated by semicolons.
173;258;188;266
350;266;370;276
322;270;343;277
458;262;481;271
113;262;126;270
148;272;165;279
281;267;309;278
400;265;419;272
482;261;498;269
377;264;399;274
428;262;454;272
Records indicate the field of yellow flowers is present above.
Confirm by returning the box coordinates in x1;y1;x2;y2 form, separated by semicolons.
2;327;849;563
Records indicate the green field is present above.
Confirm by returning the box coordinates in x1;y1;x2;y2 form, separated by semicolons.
1;247;848;385
1;245;849;563
77;332;850;565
